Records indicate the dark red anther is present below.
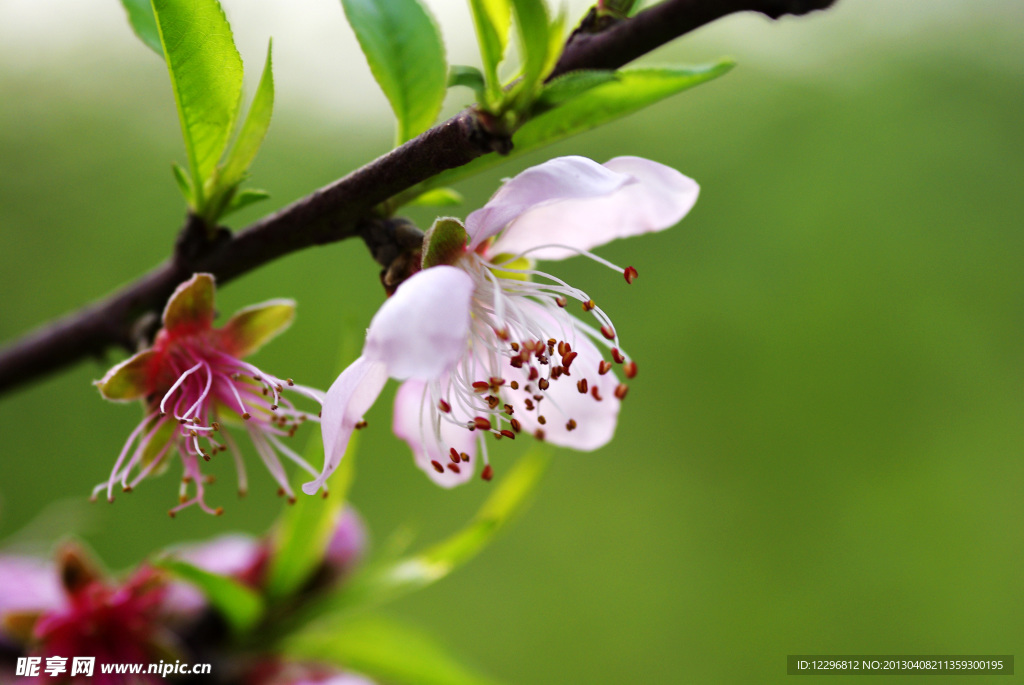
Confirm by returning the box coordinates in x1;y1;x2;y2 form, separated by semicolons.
510;418;521;433
504;404;514;415
447;462;462;474
486;395;500;409
482;465;494;481
557;341;567;356
577;379;589;394
431;460;444;473
461;452;470;462
611;348;625;364
534;429;546;441
624;266;638;284
524;398;535;411
591;386;603;401
601;325;616;340
599;360;612;375
472;381;490;393
556;296;567;308
511;342;520;352
538;415;547;425
538;378;550;390
562;351;578;368
438;399;451;413
528;367;539;381
490;376;505;388
473;417;492;430
500;429;516;439
566;418;577;431
624;360;637;379
495;327;510;341
511;356;524;369
614;383;629;400
450;447;461;463
582;299;596;312
510;380;519;390
355;420;368;430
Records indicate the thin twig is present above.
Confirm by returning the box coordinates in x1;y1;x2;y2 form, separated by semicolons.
0;0;834;397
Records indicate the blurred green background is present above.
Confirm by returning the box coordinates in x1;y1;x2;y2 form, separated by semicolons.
1;0;1022;682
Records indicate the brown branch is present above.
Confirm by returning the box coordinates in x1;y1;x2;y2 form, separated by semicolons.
0;0;834;397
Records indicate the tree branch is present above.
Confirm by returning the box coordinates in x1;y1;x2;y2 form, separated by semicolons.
0;0;835;397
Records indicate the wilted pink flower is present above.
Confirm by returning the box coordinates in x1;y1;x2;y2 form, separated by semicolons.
307;156;697;492
94;274;324;515
1;545;172;685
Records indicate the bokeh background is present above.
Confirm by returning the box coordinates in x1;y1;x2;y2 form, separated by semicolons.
1;0;1022;682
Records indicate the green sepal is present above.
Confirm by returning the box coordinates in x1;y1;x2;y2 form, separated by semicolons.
154;558;264;635
409;188;465;208
282;614;502;685
422;218;468;268
163;273;216;331
218;298;295;358
94;349;156;402
119;0;163;57
138;417;176;471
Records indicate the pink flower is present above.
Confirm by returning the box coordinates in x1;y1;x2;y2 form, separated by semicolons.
93;274;324;515
307;156;697;492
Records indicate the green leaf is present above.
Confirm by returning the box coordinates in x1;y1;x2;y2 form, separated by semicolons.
510;0;551;96
217;40;275;191
119;0;163;57
409;188;465;207
408;61;734;197
341;0;448;144
222;188;271;217
171;162;194;206
155;558;264;634
306;446;550;618
264;434;357;601
466;0;511;102
532;69;617;113
448;65;487;103
153;0;243;206
283;614;501;685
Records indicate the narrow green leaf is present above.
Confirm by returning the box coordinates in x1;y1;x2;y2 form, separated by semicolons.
406;61;734;198
153;0;243;205
171;162;194;206
510;0;551;95
155;558;264;634
466;0;511;101
307;446;550;618
409;188;465;207
448;65;487;103
119;0;163;57
222;188;270;217
283;614;501;685
264;434;357;601
532;69;617;113
218;40;275;191
341;0;448;144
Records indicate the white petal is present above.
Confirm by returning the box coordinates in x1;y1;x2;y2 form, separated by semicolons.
364;266;474;380
504;305;621;450
305;357;388;495
466;156;632;251
393;378;477;488
488;156;699;261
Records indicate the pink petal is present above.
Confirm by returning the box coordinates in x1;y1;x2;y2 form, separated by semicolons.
487;156;699;261
504;304;621;450
0;556;64;617
305;357;388;496
364;266;474;380
466;156;632;251
393;379;476;488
